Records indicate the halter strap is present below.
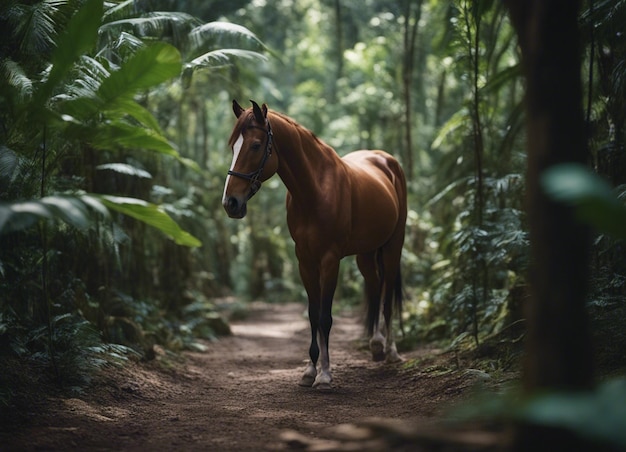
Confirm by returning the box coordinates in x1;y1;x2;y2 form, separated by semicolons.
227;121;273;198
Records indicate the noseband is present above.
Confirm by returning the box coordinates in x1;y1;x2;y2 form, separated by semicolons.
227;120;273;198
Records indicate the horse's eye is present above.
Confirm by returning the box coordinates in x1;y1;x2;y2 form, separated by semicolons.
251;142;262;151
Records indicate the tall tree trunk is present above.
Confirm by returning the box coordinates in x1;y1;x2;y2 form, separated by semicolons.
504;0;594;447
330;0;343;103
402;0;422;180
463;0;486;347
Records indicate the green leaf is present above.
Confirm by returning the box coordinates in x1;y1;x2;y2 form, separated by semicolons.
541;163;626;239
91;121;179;156
185;48;267;70
0;195;108;234
100;12;201;45
40;196;91;229
188;21;266;53
97;42;182;102
102;0;135;23
90;122;200;172
183;48;267;85
104;97;164;132
480;64;521;95
1;59;33;102
0;146;20;183
37;0;103;103
431;107;470;149
97;195;201;247
96;163;152;179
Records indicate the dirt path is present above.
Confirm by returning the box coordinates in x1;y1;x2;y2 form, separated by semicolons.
2;302;503;451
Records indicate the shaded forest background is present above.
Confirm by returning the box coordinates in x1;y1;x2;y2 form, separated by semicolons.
1;0;626;432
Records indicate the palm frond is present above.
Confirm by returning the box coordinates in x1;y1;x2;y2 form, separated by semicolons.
1;59;33;102
38;0;102;104
0;193;201;247
188;21;266;57
181;48;267;88
0;194;104;234
102;0;136;23
0;146;23;189
64;55;111;99
96;163;152;179
10;0;71;56
581;0;626;32
99;41;180;98
96;31;144;64
57;42;180;133
186;48;267;71
97;195;202;247
99;12;201;51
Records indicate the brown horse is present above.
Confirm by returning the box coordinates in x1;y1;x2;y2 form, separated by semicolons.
223;100;407;389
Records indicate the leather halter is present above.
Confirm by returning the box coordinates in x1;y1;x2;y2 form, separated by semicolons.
227;120;273;198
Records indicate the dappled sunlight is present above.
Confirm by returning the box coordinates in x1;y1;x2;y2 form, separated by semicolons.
231;319;308;338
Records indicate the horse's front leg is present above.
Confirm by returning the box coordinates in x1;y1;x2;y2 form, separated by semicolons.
297;254;339;389
313;255;340;390
298;260;321;387
299;300;320;387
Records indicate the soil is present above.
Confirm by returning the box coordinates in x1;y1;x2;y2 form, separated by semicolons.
1;302;517;451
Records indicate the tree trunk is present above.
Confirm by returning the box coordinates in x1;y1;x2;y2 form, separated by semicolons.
504;0;595;447
401;0;422;181
330;0;343;103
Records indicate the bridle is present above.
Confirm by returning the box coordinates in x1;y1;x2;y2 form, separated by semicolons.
227;120;273;198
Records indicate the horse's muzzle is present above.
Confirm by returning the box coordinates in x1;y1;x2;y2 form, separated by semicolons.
223;195;247;219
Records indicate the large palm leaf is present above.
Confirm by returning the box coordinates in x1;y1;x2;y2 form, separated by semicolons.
2;0;70;57
98;6;269;74
99;11;202;56
0;194;201;247
1;0;200;246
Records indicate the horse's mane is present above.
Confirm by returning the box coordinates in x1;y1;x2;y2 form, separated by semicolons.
269;110;326;148
228;108;326;149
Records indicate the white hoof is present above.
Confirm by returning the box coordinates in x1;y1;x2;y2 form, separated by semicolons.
385;349;403;364
299;374;315;387
385;343;402;363
312;372;332;390
299;364;317;387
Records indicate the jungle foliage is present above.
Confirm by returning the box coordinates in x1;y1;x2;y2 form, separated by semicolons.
1;0;625;404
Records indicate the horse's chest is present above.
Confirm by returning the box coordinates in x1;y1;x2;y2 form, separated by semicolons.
286;204;350;251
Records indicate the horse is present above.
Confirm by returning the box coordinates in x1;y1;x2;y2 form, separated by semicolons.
222;100;407;389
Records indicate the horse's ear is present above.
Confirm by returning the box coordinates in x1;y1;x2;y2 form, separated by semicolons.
233;99;244;118
250;100;267;123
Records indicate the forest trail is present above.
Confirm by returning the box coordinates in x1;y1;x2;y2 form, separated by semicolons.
2;302;502;451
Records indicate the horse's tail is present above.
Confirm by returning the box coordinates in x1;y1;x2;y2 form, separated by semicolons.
366;251;385;336
365;154;407;336
365;252;404;335
394;267;404;334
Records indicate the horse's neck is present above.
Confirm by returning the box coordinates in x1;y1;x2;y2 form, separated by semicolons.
270;113;343;204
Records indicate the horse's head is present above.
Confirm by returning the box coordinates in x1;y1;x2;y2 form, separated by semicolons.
222;99;279;219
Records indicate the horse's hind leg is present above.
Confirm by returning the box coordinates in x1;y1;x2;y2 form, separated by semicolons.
381;275;401;363
357;252;386;361
380;240;404;363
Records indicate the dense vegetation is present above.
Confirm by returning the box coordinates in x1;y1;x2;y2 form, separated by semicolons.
1;0;625;417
